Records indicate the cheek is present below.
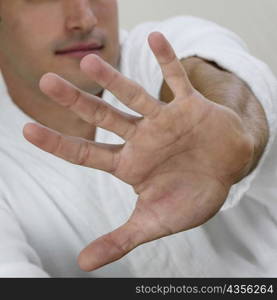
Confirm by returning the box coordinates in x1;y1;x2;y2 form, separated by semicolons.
97;0;118;30
8;6;62;49
3;16;45;53
96;1;119;65
0;15;56;81
0;19;29;62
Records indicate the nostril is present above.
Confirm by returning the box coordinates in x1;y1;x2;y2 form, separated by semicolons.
65;7;98;31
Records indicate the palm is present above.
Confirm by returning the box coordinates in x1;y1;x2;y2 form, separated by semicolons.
114;91;239;242
113;93;208;185
24;32;252;271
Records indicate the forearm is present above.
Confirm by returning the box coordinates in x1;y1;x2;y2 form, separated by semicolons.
161;56;269;175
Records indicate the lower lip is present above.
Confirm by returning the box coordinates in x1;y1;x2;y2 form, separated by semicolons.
56;48;103;59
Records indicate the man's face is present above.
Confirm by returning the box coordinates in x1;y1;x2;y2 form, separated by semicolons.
0;0;120;95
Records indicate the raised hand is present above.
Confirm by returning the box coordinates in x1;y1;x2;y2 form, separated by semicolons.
23;32;254;271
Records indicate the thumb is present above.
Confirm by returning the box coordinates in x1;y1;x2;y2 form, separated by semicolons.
78;220;148;272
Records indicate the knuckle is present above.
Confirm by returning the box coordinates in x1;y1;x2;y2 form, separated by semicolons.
77;141;91;166
104;233;130;253
68;90;81;110
52;135;63;155
126;84;143;106
148;102;162;119
104;70;119;91
110;151;121;174
94;102;110;126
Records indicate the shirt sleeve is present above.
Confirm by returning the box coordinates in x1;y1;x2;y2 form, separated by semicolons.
0;199;50;277
119;16;277;210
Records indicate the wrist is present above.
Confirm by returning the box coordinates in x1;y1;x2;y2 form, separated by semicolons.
234;130;256;183
211;104;256;186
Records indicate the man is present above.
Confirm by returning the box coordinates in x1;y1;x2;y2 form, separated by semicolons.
0;0;276;277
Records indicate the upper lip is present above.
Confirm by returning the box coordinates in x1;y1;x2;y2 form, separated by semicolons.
55;41;104;54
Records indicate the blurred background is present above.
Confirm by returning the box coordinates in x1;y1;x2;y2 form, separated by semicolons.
118;0;277;77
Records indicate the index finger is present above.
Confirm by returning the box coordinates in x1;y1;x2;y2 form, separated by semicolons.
80;54;161;117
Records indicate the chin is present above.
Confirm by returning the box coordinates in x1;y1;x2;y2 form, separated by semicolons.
61;73;103;95
77;81;104;96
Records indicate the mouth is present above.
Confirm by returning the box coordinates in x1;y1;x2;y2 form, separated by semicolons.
55;42;104;59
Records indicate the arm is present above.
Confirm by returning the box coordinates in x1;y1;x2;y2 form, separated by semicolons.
160;56;269;176
23;32;266;272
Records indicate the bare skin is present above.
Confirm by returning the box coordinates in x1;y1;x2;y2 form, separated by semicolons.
0;0;269;273
0;0;119;139
24;32;257;271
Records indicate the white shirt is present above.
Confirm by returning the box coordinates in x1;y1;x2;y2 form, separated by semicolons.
0;16;276;277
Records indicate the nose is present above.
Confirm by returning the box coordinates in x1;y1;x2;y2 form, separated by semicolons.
64;0;98;34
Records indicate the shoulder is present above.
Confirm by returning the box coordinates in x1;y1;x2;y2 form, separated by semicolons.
120;15;230;47
118;15;239;75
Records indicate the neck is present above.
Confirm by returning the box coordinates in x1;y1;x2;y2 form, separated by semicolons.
1;69;98;140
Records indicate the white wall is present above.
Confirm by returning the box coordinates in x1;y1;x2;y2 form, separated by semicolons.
118;0;277;76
